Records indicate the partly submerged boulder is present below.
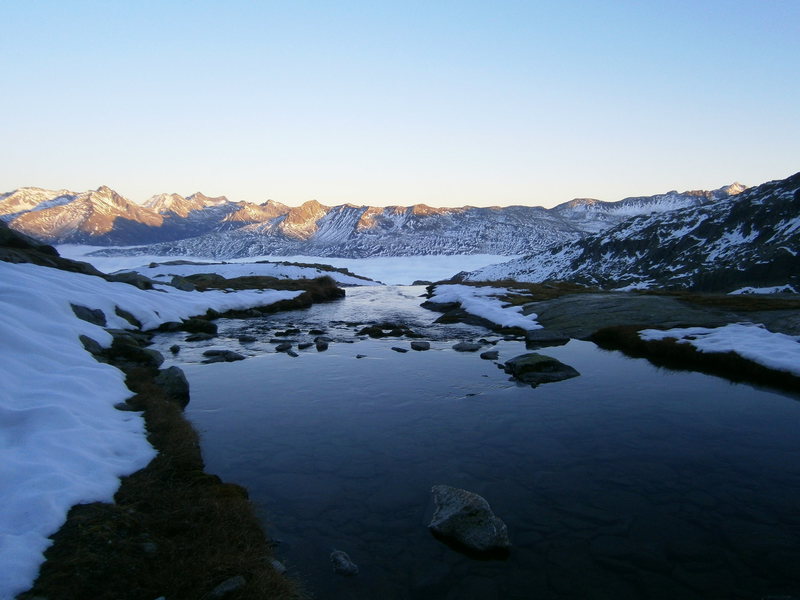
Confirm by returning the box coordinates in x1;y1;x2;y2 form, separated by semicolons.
330;550;359;576
428;485;510;555
503;353;579;386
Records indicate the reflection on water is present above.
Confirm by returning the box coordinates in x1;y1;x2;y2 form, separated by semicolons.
154;286;800;599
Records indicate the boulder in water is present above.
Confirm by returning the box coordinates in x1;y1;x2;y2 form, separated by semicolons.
503;353;579;386
428;485;510;555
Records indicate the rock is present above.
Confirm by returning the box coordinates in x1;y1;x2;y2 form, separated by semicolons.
115;306;142;328
391;346;409;353
358;325;388;338
270;559;287;574
170;275;195;291
186;332;214;342
480;350;499;360
287;350;299;357
106;271;154;290
315;340;329;352
202;349;246;363
79;335;104;356
238;335;257;343
502;353;579;386
356;354;367;359
525;328;571;348
181;318;217;334
169;344;181;354
274;342;293;352
71;304;106;326
308;329;326;335
275;328;301;336
452;341;483;352
314;335;333;343
298;342;313;350
207;575;247;598
154;366;191;407
411;341;431;351
428;485;510;554
330;550;359;576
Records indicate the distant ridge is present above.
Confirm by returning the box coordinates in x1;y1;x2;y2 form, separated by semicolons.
1;180;747;258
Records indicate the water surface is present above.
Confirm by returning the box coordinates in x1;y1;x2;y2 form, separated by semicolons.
154;286;800;599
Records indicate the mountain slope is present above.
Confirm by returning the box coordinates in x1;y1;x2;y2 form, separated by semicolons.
462;173;799;293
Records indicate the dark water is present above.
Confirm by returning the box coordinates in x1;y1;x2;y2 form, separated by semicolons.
153;286;800;600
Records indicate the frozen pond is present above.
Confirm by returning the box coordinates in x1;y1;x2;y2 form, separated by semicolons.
153;286;800;599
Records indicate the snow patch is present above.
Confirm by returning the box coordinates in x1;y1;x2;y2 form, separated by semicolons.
0;262;303;598
430;284;542;330
639;323;800;376
728;285;797;295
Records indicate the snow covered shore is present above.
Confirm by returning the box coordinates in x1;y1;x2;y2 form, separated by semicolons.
428;284;543;331
639;323;800;376
0;262;303;599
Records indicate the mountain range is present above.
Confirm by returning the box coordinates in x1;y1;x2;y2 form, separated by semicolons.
460;172;800;293
0;182;745;259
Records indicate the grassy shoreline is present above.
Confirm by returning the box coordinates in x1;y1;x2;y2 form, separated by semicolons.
16;276;348;600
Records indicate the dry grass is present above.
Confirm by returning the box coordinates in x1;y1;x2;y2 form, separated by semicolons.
20;368;306;600
635;289;800;312
591;325;800;393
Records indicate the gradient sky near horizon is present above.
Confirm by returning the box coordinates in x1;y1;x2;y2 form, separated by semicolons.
2;1;798;208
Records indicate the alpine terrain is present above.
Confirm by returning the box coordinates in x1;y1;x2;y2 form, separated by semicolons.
461;172;800;293
1;183;745;259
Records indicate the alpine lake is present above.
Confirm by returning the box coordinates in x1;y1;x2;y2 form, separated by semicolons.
150;285;800;600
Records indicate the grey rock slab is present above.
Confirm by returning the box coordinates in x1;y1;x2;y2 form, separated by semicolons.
428;484;510;554
524;293;741;339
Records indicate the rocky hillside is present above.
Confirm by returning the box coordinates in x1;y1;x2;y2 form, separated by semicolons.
1;182;746;258
461;173;800;293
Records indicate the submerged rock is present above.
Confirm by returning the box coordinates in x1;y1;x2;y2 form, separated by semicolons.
391;346;409;353
452;341;483;352
186;332;214;342
202;349;245;363
480;350;499;360
525;328;571;349
274;342;293;352
330;550;359;576
411;341;431;351
503;353;579;386
428;485;510;554
238;335;257;343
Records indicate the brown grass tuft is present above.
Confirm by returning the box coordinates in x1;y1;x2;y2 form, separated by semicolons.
19;368;306;600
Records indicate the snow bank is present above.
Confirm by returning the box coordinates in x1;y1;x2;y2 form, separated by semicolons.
728;284;797;295
120;261;379;287
430;284;542;331
0;262;302;598
639;323;800;376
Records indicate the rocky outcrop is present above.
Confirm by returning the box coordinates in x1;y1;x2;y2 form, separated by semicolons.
503;353;579;386
428;485;510;555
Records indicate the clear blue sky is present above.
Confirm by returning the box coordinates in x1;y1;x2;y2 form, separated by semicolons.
2;1;798;207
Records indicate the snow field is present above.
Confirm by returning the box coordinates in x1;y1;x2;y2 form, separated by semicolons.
0;262;303;598
639;323;800;376
430;284;542;331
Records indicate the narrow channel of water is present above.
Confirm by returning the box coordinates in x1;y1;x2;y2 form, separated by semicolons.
152;286;800;600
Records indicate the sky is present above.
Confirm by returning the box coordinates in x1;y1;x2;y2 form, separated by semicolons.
1;1;798;208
